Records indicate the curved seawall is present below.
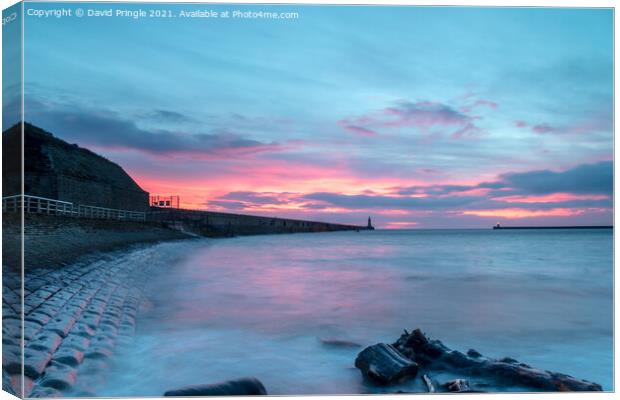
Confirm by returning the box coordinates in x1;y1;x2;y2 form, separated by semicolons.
2;213;191;273
147;208;366;237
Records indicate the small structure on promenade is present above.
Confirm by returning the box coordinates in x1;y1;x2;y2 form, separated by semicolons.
150;195;180;209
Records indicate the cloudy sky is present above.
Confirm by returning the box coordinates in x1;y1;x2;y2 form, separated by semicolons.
17;3;613;228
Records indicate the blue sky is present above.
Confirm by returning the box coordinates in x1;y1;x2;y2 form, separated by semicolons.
15;3;614;228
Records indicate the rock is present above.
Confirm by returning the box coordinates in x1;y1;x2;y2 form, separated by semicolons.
44;296;69;309
3;290;21;305
80;312;102;329
38;361;77;390
44;315;77;338
34;304;60;318
24;320;43;341
25;279;47;291
98;323;119;337
27;332;63;354
9;374;34;398
3;346;22;374
71;322;96;338
85;300;107;316
499;357;518;364
118;322;135;337
25;311;52;326
23;348;52;378
29;386;63;398
62;334;91;352
52;348;85;367
31;290;55;302
354;343;419;385
40;285;62;295
164;378;268;396
443;379;471;392
2;320;21;342
320;338;362;348
422;374;436;393
84;347;113;360
393;328;603;392
65;298;88;311
63;305;86;320
3;370;17;397
90;335;114;349
467;348;482;358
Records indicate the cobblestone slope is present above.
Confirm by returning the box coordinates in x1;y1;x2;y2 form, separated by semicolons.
3;245;178;397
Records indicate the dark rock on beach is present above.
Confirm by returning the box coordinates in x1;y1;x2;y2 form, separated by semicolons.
391;328;603;392
467;348;482;358
354;343;419;385
443;378;472;392
164;377;268;396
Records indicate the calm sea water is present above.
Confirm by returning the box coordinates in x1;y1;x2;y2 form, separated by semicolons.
95;229;613;395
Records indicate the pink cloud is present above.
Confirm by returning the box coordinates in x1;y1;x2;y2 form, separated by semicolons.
462;207;588;219
515;111;611;136
339;99;490;139
337;121;379;136
474;99;498;109
532;123;557;134
383;101;469;127
492;193;610;203
451;122;482;139
384;221;419;229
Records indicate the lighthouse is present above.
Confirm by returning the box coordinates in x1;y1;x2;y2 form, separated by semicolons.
367;217;375;230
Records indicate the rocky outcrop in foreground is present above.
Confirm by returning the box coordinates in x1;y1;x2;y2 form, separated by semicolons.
355;343;418;385
354;328;603;393
164;378;267;396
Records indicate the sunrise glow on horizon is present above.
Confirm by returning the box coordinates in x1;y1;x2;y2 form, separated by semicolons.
11;4;613;228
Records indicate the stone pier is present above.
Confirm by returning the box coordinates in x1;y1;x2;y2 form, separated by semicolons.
148;208;366;237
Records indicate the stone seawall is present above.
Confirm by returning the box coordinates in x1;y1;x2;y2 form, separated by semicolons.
2;214;193;397
148;208;365;237
2;214;191;272
3;244;178;397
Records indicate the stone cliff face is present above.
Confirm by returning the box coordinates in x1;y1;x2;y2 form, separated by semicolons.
3;123;149;211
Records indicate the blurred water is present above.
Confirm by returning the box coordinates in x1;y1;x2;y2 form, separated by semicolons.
95;229;613;395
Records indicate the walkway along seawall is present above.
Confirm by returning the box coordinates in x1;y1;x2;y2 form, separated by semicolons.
147;208;365;237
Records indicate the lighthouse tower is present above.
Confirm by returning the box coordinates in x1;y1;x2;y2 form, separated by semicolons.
367;217;375;230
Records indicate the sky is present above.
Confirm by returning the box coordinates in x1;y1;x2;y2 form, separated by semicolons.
12;3;614;228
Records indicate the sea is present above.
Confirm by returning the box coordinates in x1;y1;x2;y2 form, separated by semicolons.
93;228;613;395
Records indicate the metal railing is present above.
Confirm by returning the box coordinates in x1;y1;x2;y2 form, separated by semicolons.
78;204;145;221
3;195;75;215
2;195;145;221
2;195;20;213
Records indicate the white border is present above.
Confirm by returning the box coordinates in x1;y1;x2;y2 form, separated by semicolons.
0;1;616;400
